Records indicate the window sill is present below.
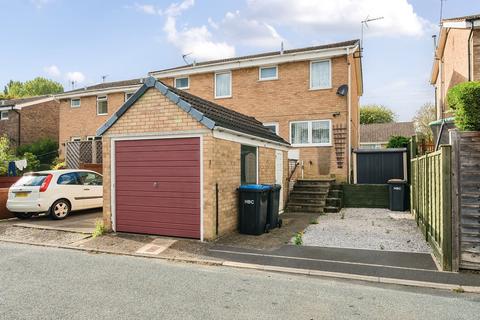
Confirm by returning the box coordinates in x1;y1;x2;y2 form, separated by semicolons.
97;113;108;116
309;87;332;91
258;78;278;82
214;95;232;100
175;87;189;90
290;143;332;148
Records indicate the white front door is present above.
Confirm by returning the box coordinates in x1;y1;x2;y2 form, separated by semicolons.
275;150;284;213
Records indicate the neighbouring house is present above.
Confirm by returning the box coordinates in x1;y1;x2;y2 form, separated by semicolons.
360;122;415;149
54;79;144;157
0;95;59;147
430;13;480;138
97;77;289;240
57;40;363;182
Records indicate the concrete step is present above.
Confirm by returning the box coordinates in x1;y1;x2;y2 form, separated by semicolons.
290;190;329;196
293;185;330;192
288;197;326;205
326;197;342;207
328;189;343;198
286;205;325;213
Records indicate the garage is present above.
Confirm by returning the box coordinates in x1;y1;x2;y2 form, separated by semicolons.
97;77;289;240
114;137;201;239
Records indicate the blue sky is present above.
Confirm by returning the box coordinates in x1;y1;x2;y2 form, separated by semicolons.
1;0;480;120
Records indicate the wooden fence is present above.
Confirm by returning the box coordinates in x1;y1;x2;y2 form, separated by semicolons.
410;145;452;270
451;131;480;270
65;140;102;169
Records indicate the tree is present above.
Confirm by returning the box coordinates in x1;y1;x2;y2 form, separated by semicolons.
360;104;396;124
2;77;63;98
413;102;436;141
387;136;410;148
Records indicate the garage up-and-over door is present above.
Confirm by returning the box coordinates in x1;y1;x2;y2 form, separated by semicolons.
114;137;201;239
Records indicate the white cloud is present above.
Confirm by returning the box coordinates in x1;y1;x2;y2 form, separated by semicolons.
66;72;86;84
218;10;285;49
161;0;235;61
134;3;158;15
246;0;430;37
43;65;61;77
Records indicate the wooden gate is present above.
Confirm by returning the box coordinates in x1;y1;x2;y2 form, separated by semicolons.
451;131;480;270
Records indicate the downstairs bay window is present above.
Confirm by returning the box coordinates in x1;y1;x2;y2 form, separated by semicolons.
290;120;331;146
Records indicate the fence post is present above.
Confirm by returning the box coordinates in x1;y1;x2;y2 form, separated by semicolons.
441;145;452;271
449;130;460;271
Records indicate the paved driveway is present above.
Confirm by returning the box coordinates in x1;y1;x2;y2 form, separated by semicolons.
302;208;431;253
9;209;101;233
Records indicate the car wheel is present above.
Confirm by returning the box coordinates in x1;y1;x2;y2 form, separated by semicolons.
50;200;71;220
13;212;33;220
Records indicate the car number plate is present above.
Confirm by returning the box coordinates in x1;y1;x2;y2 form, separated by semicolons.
15;192;29;198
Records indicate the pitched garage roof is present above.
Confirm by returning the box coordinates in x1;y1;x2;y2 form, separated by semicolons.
360;122;415;143
96;77;289;145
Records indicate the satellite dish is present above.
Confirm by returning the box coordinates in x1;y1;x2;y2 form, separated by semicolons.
337;84;348;96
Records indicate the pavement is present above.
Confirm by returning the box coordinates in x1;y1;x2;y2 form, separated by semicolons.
2;242;480;320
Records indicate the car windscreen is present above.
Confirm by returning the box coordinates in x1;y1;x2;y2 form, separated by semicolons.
13;175;48;187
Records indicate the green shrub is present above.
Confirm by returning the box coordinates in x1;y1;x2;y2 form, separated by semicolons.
92;219;106;238
51;157;66;170
17;138;58;165
22;152;40;172
447;81;480;131
386;136;410;148
0;135;16;175
293;232;303;245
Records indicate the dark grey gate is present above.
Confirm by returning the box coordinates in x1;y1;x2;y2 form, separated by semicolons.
354;148;407;184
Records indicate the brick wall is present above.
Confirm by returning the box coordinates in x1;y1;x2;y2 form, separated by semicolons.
20;100;59;145
0;100;59;147
102;87;289;240
59;92;127;156
159;55;358;181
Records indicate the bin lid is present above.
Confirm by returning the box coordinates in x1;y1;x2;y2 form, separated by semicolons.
387;179;407;184
239;184;272;191
262;184;281;190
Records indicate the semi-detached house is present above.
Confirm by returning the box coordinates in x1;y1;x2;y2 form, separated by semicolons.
55;39;363;182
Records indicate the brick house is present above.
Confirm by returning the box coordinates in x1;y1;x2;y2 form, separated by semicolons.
55;40;363;182
431;14;480;120
0;96;59;147
360;122;415;149
97;77;289;240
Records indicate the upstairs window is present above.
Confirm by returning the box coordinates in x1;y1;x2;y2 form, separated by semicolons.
263;122;279;135
215;71;232;98
310;60;331;90
71;98;81;108
97;96;108;115
259;66;278;81
0;110;8;120
290;120;331;146
174;77;189;89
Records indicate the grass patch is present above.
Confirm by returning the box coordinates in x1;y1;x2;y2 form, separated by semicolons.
293;232;303;246
310;218;319;224
452;287;465;293
92;219;106;238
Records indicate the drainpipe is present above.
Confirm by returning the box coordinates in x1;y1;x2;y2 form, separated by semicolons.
12;108;21;147
347;48;352;183
468;22;474;81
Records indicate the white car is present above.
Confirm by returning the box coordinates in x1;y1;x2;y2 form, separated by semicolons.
7;169;103;220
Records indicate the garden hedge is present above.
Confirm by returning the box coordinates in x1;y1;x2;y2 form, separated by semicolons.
447;81;480;131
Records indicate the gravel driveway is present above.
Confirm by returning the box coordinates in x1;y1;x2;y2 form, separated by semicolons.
302;208;432;253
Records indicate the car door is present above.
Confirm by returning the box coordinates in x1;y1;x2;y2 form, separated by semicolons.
77;171;103;209
56;172;85;210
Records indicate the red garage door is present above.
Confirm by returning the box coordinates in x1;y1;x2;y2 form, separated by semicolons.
114;137;201;239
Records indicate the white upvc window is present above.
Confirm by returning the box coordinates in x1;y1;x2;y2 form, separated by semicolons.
0;110;8;120
290;120;332;147
310;60;332;90
71;137;81;142
174;77;189;89
97;95;108;115
71;98;81;108
263;122;279;135
125;92;134;102
214;71;232;98
259;65;278;81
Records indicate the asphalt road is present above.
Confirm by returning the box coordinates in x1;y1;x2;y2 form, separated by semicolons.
1;243;479;320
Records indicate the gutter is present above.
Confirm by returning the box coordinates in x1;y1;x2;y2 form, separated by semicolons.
213;126;290;150
54;84;142;100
